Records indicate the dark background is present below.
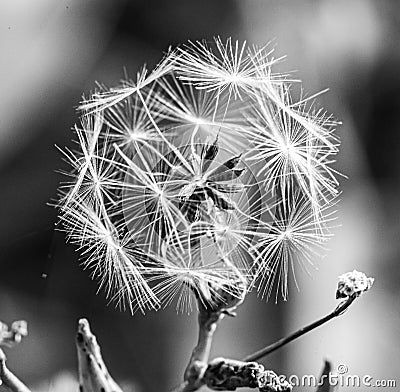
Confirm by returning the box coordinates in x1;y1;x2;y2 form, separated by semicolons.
1;1;399;391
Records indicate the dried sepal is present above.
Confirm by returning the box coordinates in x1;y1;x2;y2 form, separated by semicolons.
204;358;292;392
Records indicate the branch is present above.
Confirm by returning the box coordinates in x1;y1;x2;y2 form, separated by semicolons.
244;270;374;362
179;279;292;392
243;296;356;362
0;348;31;392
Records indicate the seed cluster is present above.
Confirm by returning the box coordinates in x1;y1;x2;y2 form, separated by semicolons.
58;37;340;313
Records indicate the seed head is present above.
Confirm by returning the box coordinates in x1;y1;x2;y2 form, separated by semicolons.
57;37;340;313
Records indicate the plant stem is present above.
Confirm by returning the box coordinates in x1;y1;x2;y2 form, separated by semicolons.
243;296;356;362
183;303;223;392
0;348;31;392
188;306;221;365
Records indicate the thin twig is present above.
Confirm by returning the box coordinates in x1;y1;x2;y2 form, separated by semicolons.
0;348;31;392
243;296;356;362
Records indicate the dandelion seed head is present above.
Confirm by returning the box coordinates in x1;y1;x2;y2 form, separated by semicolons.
57;37;342;312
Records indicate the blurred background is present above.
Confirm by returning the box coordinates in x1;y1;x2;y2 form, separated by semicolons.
0;0;399;391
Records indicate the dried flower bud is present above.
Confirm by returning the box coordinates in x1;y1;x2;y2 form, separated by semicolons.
0;320;28;348
204;358;292;392
336;270;374;299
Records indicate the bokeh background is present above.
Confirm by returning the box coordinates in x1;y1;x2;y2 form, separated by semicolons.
1;1;399;391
